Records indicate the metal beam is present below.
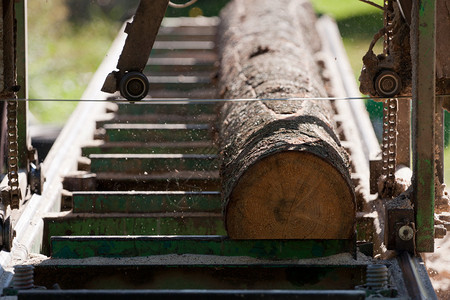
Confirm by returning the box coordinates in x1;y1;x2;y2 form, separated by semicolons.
104;123;211;143
18;290;367;300
50;235;356;260
411;0;436;252
72;191;221;214
15;0;29;170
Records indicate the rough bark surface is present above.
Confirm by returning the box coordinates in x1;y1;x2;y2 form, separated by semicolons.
218;0;356;239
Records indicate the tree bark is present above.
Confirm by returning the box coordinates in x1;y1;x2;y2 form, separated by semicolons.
218;0;356;239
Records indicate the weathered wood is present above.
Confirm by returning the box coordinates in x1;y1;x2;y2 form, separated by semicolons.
218;0;355;239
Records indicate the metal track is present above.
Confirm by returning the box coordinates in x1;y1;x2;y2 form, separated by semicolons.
0;15;437;298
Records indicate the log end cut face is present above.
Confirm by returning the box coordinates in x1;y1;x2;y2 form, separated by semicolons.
226;151;355;240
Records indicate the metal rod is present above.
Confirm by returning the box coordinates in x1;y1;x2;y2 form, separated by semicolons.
396;99;411;167
411;0;436;252
435;96;444;189
15;0;29;170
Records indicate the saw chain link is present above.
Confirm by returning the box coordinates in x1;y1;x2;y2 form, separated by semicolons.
380;0;398;198
7;99;20;208
382;98;398;195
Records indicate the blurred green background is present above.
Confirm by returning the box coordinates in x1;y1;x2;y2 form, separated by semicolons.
27;0;448;181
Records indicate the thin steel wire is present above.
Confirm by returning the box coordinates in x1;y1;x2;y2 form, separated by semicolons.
2;94;449;103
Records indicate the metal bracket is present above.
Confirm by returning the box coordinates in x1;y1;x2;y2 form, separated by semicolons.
385;196;415;253
102;0;170;101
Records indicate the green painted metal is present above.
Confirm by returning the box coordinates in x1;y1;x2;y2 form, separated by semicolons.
104;123;211;143
96;114;215;127
90;154;219;174
42;213;225;255
116;102;217;115
72;191;221;214
82;141;216;156
411;0;436;252
95;171;220;192
50;235;356;260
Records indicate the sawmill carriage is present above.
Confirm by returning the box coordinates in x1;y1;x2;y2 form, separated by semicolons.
0;0;449;298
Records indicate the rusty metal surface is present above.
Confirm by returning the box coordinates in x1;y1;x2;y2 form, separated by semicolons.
102;0;169;94
117;0;169;74
385;196;415;252
411;0;437;253
398;252;438;299
396;99;411;167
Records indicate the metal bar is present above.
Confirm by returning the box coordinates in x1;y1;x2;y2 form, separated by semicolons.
90;154;219;174
104;124;211;143
82;141;216;156
398;252;438;299
94;171;220;191
18;290;367;300
435;96;444;188
411;0;436;252
50;235;356;260
116;0;169;74
116;102;217;115
396;99;411;167
15;0;29;170
72;191;221;214
96;113;216;126
42;213;226;255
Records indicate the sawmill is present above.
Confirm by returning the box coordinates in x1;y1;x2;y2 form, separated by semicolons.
0;0;449;298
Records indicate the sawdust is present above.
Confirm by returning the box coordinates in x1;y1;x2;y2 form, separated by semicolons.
424;235;450;299
377;166;412;199
23;252;372;267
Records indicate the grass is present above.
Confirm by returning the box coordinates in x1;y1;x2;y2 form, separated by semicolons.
28;0;121;124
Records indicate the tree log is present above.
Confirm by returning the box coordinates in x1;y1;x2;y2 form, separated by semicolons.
218;0;356;239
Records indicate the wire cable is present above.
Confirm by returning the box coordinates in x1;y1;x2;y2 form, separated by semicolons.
2;94;449;103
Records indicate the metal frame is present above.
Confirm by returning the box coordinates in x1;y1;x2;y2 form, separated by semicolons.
102;0;169;100
411;0;437;252
15;0;30;171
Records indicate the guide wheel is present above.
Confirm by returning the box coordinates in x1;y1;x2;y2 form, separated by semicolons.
119;72;150;101
375;70;402;98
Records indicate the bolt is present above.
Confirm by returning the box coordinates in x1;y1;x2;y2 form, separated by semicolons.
398;225;414;241
13;265;34;290
366;264;388;289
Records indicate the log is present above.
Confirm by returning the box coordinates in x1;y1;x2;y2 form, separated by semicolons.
218;0;356;239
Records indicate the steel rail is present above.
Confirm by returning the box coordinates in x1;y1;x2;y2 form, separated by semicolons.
398;252;438;300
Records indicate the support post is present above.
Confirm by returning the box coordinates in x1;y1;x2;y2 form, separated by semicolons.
101;0;169;97
15;0;30;170
396;99;411;167
411;0;436;252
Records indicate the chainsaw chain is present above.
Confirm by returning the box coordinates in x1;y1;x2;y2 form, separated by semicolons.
7;99;20;208
382;98;398;196
381;0;398;198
